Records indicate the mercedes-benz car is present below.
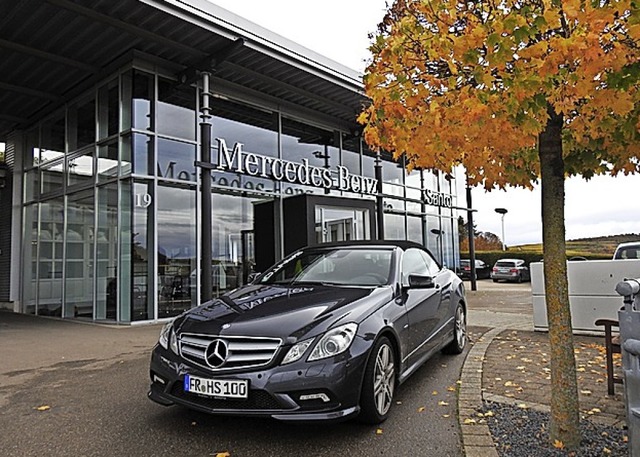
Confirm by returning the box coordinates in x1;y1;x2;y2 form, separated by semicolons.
148;241;467;423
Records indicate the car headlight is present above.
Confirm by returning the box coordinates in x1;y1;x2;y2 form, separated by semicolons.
281;338;314;365
158;321;178;354
308;323;358;361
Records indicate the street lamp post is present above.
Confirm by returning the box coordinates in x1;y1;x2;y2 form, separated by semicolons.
494;208;508;251
430;228;443;265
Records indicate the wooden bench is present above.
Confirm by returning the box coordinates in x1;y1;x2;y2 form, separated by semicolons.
595;318;622;395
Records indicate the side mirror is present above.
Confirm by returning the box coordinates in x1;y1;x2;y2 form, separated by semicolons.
408;274;435;289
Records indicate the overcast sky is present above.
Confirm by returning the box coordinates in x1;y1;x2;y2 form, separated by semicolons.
209;0;640;246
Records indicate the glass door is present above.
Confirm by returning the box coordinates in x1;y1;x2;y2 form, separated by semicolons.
315;206;370;243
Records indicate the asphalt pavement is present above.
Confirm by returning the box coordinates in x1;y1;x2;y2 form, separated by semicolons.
0;280;626;456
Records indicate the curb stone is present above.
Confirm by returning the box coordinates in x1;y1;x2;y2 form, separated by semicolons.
459;327;503;457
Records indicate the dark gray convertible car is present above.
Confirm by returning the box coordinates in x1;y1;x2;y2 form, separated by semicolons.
148;241;467;423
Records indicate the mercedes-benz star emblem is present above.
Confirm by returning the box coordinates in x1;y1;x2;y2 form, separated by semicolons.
205;339;229;368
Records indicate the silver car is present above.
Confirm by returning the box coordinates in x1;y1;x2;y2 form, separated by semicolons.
491;258;530;283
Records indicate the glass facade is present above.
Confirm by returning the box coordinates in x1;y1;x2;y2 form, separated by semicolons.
17;64;459;323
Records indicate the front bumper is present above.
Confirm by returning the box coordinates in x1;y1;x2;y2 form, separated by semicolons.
148;340;370;422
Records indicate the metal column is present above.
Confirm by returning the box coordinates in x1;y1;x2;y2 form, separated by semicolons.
616;278;640;456
200;72;213;303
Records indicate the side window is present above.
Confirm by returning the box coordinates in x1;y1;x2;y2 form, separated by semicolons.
401;249;429;285
420;250;440;275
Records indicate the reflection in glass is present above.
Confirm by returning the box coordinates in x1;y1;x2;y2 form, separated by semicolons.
212;169;275;195
68;97;96;151
211;99;278;157
65;190;94;318
210;192;257;297
282;117;338;175
40;114;65;164
24;169;39;202
406;168;422;189
98;142;118;181
362;149;376;179
67;149;95;188
23;204;38;314
132;71;153;131
157;138;196;182
96;184;118;320
37;197;64;316
315;206;370;243
98;79;119;140
41;162;64;195
382;153;403;184
341;133;361;176
382;183;404;197
25;128;40;168
133;133;153;176
132;181;153;321
119;180;132;322
158;79;196;140
427;215;443;265
157;185;197;318
384;213;406;240
407;216;423;244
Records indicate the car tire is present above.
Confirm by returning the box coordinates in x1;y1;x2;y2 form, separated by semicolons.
358;336;396;424
492;278;498;283
516;274;522;283
442;303;467;355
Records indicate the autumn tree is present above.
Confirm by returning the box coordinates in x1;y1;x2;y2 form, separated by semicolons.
359;0;640;449
473;231;504;251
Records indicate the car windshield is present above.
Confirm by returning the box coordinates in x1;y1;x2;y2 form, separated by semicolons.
258;248;393;286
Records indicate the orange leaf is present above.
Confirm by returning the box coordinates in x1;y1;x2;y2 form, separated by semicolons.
553;440;565;449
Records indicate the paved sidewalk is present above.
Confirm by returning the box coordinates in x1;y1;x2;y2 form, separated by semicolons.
460;281;626;457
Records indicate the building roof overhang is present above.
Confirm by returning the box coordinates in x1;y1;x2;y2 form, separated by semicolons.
0;0;369;142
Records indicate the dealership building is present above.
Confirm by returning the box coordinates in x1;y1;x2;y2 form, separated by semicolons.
0;0;462;323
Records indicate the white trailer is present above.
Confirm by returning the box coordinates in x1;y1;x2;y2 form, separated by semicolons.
531;259;640;334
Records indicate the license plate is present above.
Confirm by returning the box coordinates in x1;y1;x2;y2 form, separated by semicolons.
184;375;249;399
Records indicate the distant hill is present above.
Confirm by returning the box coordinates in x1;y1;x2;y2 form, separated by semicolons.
510;233;640;257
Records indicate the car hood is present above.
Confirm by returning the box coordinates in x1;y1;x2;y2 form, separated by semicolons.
174;283;393;341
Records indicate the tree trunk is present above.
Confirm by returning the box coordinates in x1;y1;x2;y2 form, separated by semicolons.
539;106;581;448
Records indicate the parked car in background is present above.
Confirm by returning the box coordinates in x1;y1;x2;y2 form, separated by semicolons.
491;258;530;283
613;241;640;260
149;241;467;424
459;259;491;280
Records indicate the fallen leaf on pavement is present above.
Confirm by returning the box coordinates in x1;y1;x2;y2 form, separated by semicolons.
553;440;565;449
438;401;449;406
375;428;383;435
35;405;50;411
418;406;425;413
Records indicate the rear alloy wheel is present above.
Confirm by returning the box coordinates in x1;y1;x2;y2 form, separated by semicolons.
358;337;396;424
442;303;467;354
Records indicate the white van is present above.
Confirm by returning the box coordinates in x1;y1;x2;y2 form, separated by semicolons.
613;241;640;260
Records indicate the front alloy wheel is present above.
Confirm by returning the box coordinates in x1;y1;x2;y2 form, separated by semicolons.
358;337;396;423
443;303;467;354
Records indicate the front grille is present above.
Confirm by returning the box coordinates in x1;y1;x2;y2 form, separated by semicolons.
170;382;283;410
179;333;281;371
